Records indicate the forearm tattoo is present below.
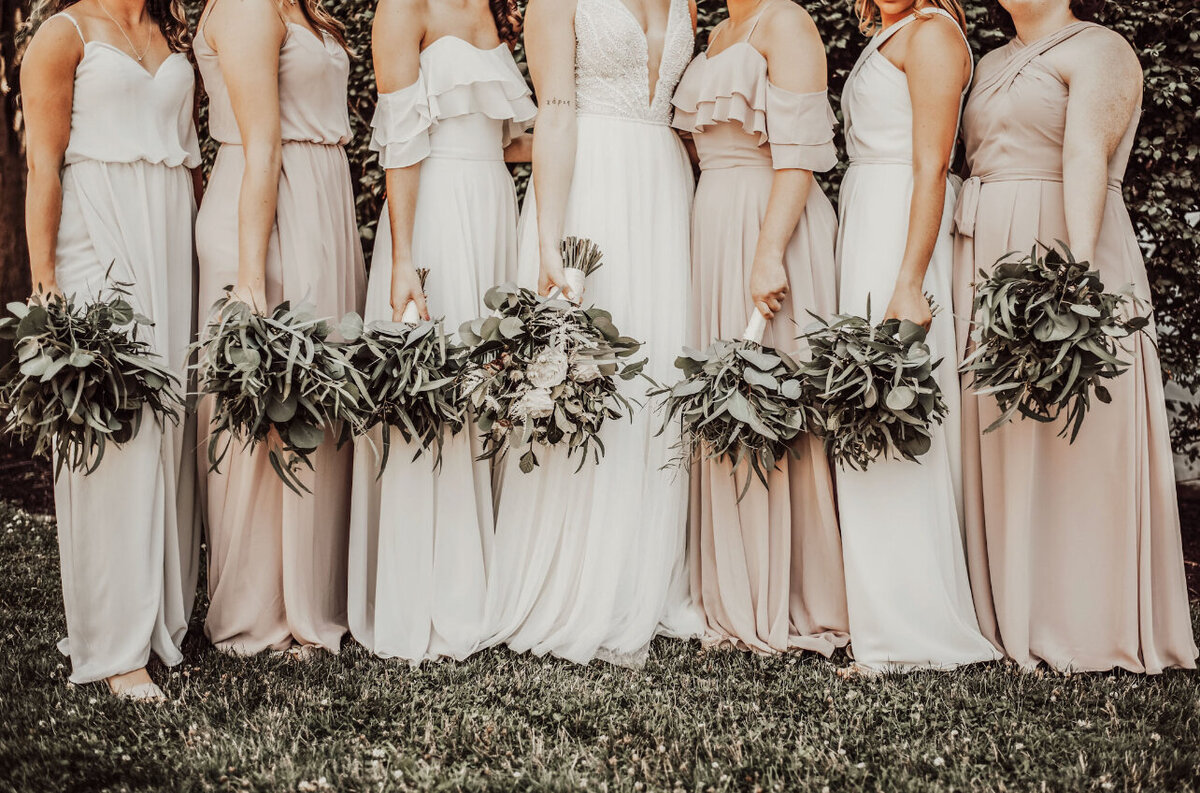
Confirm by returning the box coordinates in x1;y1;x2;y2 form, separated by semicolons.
543;97;575;107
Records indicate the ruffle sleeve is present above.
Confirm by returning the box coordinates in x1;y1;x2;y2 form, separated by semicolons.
765;85;838;173
369;77;433;170
422;43;537;146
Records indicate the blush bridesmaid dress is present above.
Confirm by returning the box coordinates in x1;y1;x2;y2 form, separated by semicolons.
347;37;535;663
953;21;1198;674
669;12;849;656
835;8;1002;672
194;15;366;655
47;12;201;685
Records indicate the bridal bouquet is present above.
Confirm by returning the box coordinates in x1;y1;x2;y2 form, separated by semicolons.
342;270;467;472
801;300;947;470
195;293;366;494
0;285;183;476
960;242;1149;441
652;311;812;496
458;240;645;473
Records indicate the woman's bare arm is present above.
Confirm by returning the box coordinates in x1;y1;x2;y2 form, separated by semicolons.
206;0;287;310
1059;29;1141;264
886;17;970;329
749;4;825;321
374;0;429;320
21;17;82;297
525;0;579;299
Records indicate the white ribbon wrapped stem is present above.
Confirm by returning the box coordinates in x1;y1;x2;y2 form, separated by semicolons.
743;310;767;344
549;267;587;305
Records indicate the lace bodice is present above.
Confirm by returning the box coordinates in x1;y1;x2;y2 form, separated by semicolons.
575;0;694;124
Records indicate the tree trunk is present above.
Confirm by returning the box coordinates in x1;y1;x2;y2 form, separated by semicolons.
0;0;30;304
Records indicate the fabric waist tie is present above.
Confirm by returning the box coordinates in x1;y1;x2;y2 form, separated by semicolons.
953;171;1123;238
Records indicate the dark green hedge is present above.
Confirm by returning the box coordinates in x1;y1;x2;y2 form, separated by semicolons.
185;0;1199;454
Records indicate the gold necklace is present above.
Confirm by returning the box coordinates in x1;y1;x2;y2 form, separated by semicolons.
96;0;152;62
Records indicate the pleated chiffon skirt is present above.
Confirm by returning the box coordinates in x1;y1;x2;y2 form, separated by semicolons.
347;156;516;662
53;160;201;683
196;141;366;655
688;164;849;656
954;180;1198;674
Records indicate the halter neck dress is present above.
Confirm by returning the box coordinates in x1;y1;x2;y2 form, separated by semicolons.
485;0;705;666
952;22;1197;673
670;10;849;656
347;37;535;663
194;15;367;655
835;8;1002;672
47;12;201;684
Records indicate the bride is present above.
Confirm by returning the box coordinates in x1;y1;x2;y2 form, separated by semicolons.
484;0;704;666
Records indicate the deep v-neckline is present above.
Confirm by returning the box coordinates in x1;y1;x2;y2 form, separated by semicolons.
85;42;183;80
609;0;676;108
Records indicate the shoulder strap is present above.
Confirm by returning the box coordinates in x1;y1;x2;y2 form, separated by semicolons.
742;3;769;43
976;21;1096;94
55;12;86;44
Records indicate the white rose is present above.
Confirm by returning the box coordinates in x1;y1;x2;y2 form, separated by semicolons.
571;363;602;383
526;348;569;389
519;387;555;420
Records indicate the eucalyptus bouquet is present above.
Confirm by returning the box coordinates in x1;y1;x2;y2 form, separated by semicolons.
195;293;366;494
801;300;947;470
0;285;183;476
652;311;812;496
342;270;467;472
960;242;1149;441
458;272;646;474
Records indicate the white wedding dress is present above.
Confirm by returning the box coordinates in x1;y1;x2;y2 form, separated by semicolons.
485;0;704;666
835;9;1001;672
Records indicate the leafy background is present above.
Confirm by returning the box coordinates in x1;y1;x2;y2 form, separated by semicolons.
3;0;1196;454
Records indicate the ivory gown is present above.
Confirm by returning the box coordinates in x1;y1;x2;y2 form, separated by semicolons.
485;0;705;666
953;22;1198;674
47;13;201;683
670;19;849;655
348;38;535;663
195;18;366;654
835;9;1001;672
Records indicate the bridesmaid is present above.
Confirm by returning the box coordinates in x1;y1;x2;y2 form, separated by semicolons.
670;0;849;655
953;0;1197;673
834;0;1001;673
346;0;534;663
21;0;201;698
194;0;366;656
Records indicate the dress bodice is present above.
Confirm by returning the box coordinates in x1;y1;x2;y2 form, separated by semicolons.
369;37;536;167
841;8;971;165
574;0;694;124
962;23;1137;187
195;21;352;146
54;14;199;168
672;43;837;173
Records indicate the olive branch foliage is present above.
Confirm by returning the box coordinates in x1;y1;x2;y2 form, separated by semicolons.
193;293;367;495
0;282;183;477
961;241;1151;441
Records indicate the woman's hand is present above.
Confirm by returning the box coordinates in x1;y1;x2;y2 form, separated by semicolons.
884;281;932;329
749;252;789;320
29;280;63;304
390;262;429;322
230;280;268;311
537;244;575;302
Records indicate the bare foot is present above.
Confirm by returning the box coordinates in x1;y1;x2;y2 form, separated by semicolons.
106;667;166;702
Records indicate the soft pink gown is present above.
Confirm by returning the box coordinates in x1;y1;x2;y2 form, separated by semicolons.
952;22;1197;674
194;21;366;654
670;29;849;655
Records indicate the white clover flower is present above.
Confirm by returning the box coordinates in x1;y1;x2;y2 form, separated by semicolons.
526;348;569;389
520;387;555;419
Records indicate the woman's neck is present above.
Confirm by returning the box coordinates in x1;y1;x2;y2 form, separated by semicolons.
1010;4;1078;45
726;0;768;25
94;0;150;26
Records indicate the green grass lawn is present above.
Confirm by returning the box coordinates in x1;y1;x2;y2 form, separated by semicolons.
1;499;1198;793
